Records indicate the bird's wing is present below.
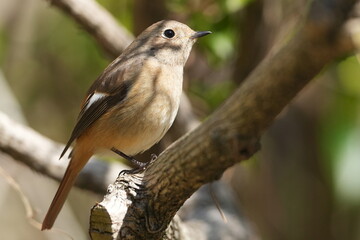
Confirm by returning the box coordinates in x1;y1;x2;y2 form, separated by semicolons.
60;61;137;159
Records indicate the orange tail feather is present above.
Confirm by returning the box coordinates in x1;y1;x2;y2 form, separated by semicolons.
42;151;91;230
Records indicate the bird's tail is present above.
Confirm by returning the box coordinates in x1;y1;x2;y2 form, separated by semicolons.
41;150;91;231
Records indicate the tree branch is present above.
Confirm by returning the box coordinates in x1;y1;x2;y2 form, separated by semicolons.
90;0;358;239
48;0;133;57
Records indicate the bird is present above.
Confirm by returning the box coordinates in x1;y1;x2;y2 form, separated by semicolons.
41;20;211;230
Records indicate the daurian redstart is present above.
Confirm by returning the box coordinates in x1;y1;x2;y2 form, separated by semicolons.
41;20;211;230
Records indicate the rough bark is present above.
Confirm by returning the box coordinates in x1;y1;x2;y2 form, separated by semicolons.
89;0;358;239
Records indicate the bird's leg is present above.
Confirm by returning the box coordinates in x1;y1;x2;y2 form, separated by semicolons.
111;148;160;175
111;147;147;175
111;147;145;167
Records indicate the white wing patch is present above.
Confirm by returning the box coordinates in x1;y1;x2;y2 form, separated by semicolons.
84;92;107;111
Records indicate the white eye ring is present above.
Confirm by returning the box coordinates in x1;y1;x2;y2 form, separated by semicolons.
162;29;175;39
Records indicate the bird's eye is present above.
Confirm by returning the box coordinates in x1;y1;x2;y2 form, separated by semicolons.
163;29;175;39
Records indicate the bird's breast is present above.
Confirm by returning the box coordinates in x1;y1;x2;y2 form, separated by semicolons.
105;61;183;155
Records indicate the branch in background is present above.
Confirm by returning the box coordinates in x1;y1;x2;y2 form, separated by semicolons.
49;0;133;58
133;0;167;35
0;111;126;194
89;0;358;239
233;0;270;84
232;0;317;85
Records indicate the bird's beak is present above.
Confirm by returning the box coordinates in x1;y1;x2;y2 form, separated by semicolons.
191;31;212;39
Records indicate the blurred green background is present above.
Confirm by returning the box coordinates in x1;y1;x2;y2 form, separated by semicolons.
0;0;360;239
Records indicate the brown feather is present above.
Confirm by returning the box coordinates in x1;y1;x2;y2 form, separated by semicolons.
60;61;140;159
42;148;92;230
